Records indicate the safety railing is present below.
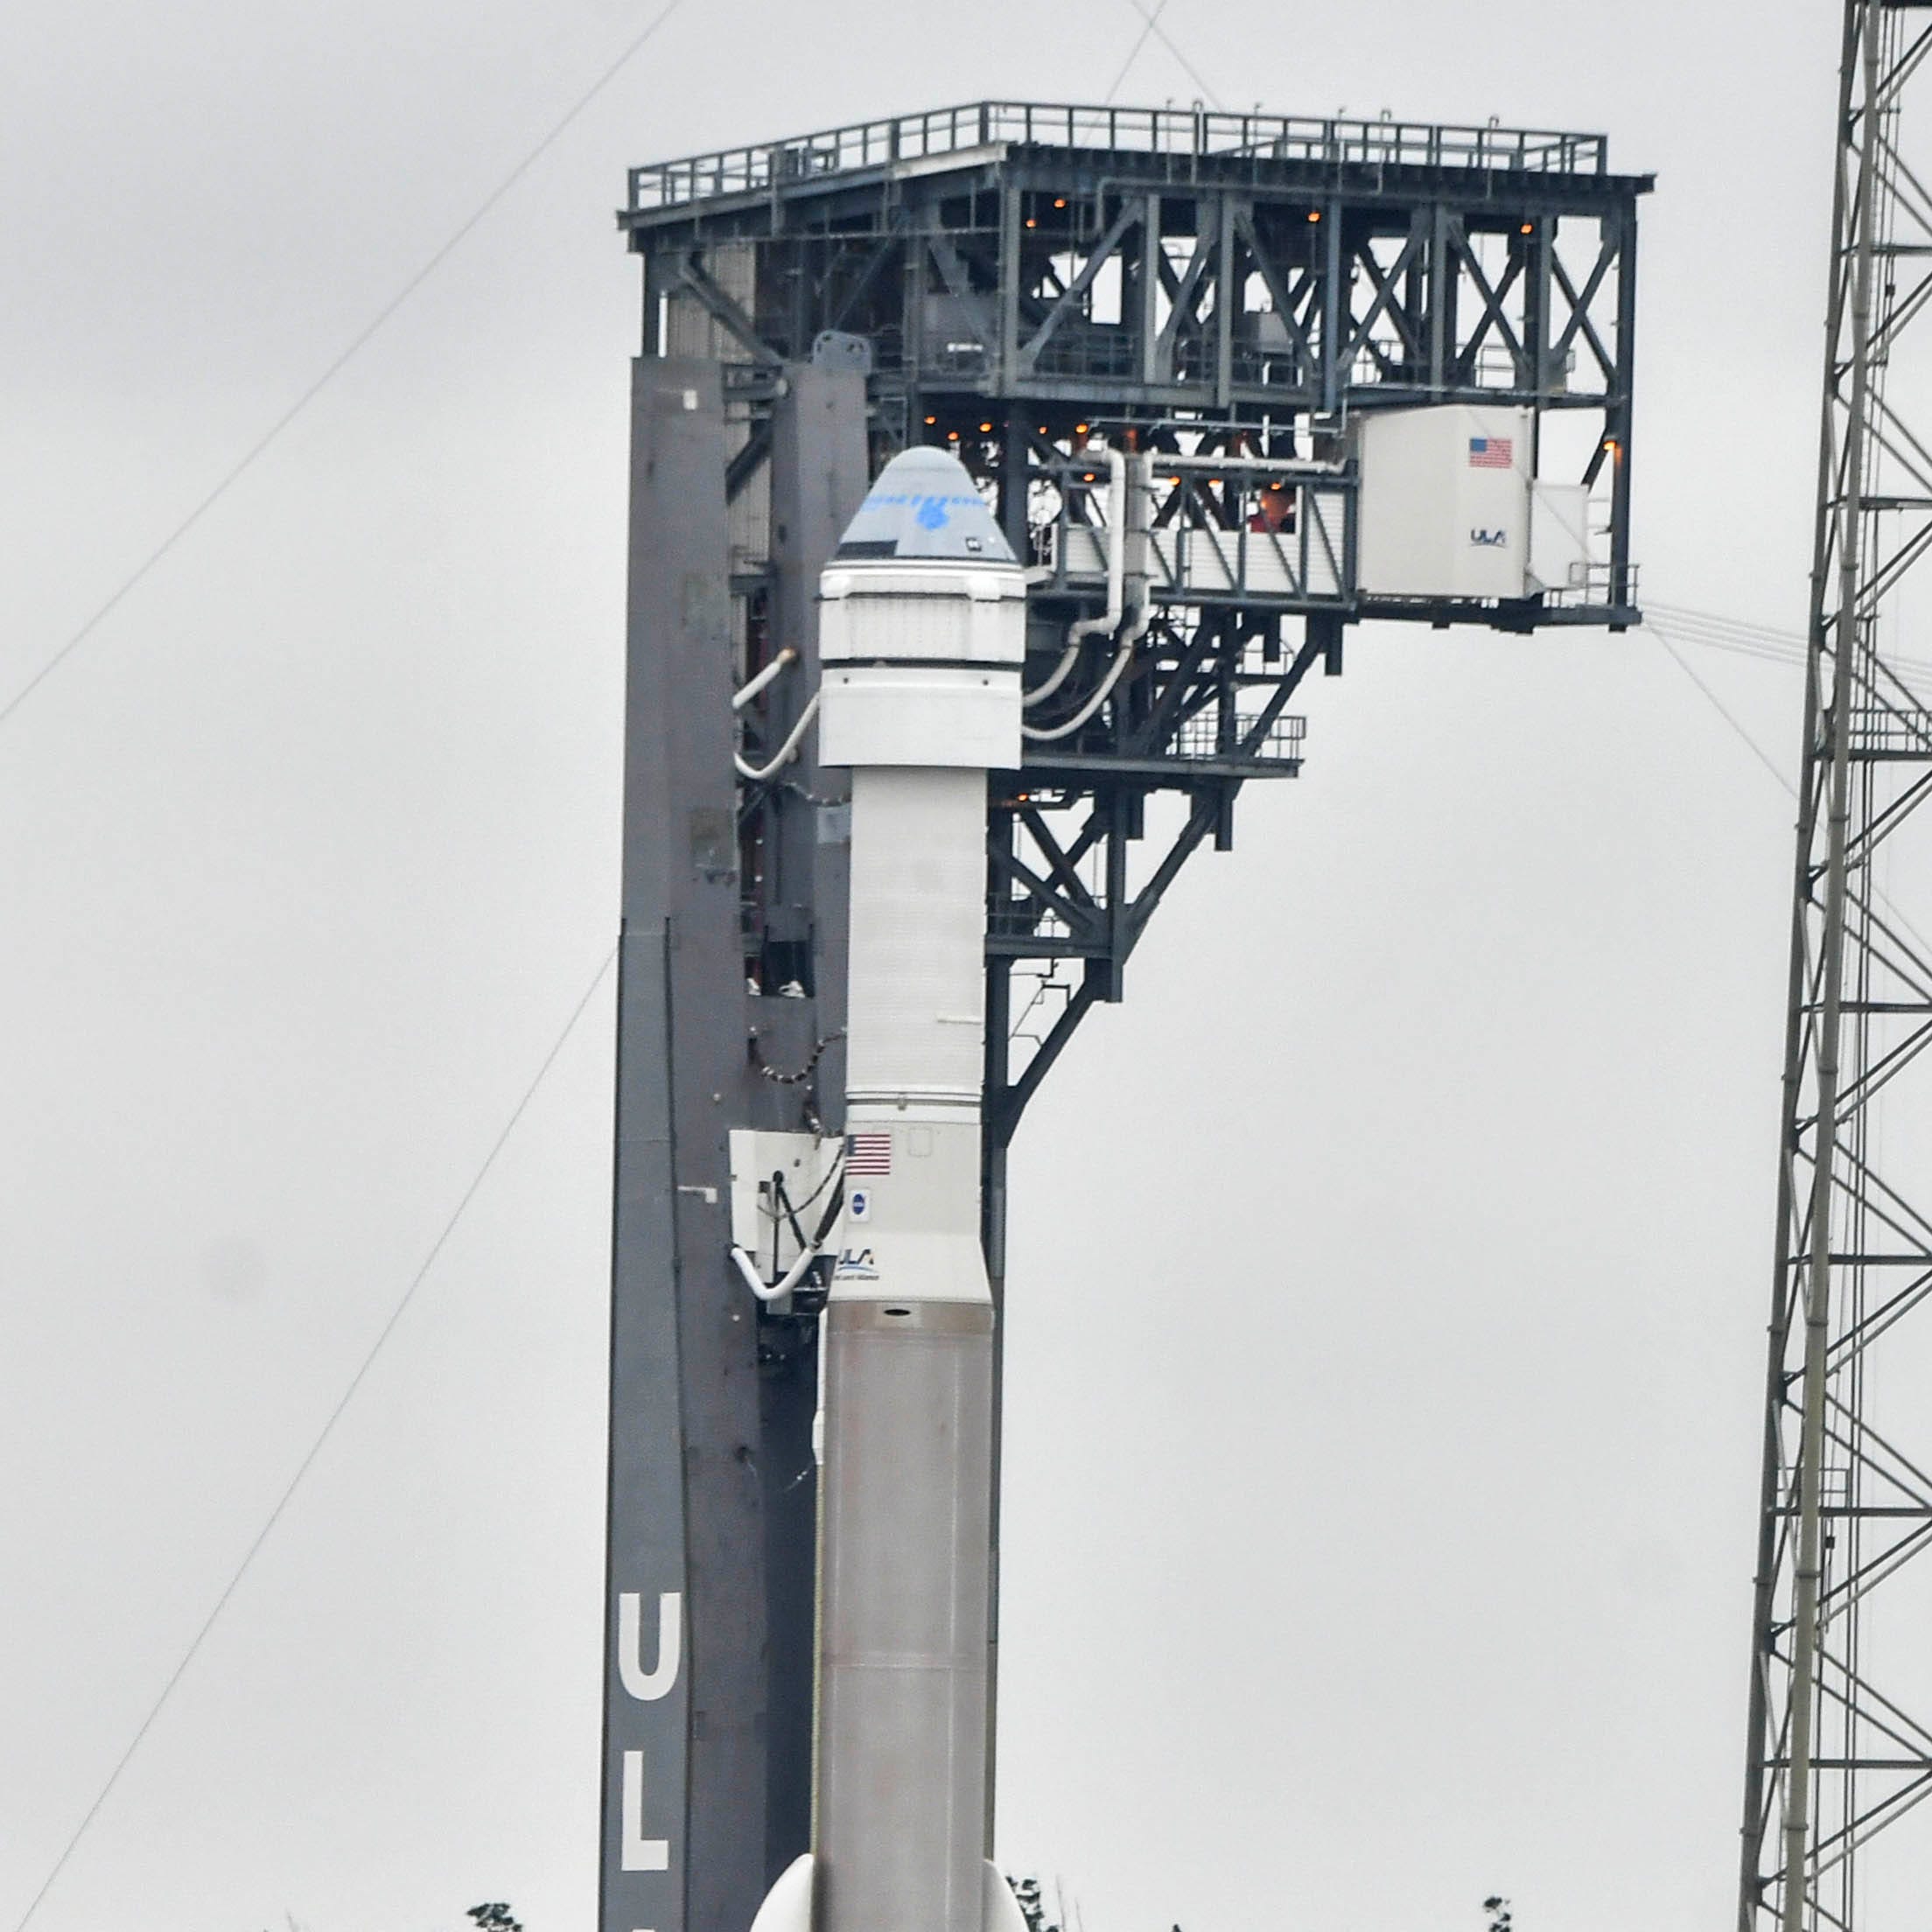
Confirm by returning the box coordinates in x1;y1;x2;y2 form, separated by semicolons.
1040;465;1354;611
1173;708;1306;764
1533;557;1634;609
1848;706;1932;759
629;101;1610;213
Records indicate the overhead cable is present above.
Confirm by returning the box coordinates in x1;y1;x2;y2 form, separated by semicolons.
1644;624;1797;794
1116;0;1227;110
10;944;619;1931
1103;0;1175;104
1645;620;1932;970
0;0;688;738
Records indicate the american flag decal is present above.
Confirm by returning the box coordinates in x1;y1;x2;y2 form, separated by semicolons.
1468;436;1515;469
846;1131;892;1177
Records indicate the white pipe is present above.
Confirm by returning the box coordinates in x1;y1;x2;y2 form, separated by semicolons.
1023;452;1152;745
735;691;820;782
733;646;798;710
731;1239;825;1305
1150;452;1346;477
1020;592;1152;742
1025;445;1126;710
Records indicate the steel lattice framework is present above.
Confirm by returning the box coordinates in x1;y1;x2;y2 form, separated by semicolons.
603;101;1647;1932
1740;6;1932;1928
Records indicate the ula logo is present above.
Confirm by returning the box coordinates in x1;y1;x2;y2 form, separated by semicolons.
1470;527;1508;549
614;1590;682;1873
836;1246;879;1280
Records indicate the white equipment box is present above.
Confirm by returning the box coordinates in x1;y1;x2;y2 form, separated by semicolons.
1355;403;1534;601
728;1130;845;1279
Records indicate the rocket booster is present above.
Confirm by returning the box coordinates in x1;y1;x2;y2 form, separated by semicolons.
752;447;1028;1932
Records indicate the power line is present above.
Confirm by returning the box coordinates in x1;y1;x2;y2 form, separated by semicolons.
1648;601;1932;724
1644;624;1796;795
1648;597;1807;647
1112;0;1226;109
0;0;686;738
1648;606;1810;673
1649;597;1932;689
10;943;618;1932
1105;0;1173;103
1646;623;1932;967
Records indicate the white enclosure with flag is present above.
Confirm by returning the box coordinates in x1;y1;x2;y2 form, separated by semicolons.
1354;403;1536;600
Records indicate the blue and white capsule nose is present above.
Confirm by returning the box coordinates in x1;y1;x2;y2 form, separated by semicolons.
832;447;1018;564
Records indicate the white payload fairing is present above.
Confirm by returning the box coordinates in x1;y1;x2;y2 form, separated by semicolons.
749;447;1032;1932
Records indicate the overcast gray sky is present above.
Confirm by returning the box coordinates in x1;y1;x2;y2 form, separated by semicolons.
0;4;1850;1929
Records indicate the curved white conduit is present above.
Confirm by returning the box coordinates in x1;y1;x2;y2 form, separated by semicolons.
733;646;798;710
731;1170;844;1302
1024;445;1127;710
733;646;814;783
1021;593;1152;743
735;692;821;782
730;1146;847;1302
731;1239;825;1305
1025;448;1152;744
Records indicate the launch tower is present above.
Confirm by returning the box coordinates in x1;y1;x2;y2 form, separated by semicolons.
602;100;1648;1932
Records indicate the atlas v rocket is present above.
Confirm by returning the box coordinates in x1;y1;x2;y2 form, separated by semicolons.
750;447;1032;1932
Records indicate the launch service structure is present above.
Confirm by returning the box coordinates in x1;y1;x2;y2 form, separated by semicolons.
600;100;1648;1932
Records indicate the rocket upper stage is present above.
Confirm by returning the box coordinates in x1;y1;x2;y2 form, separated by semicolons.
815;446;1023;1225
818;449;1030;774
799;446;1028;1932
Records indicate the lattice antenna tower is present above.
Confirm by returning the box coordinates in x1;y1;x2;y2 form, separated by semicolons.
1740;4;1932;1927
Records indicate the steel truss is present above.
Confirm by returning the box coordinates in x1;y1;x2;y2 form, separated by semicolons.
635;102;1651;1146
1740;8;1932;1930
604;101;1647;1932
629;102;1645;626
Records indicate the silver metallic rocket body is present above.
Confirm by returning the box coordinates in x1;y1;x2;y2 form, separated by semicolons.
818;1292;994;1932
804;447;1028;1932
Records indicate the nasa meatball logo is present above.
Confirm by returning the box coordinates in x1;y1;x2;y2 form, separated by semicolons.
849;1188;872;1222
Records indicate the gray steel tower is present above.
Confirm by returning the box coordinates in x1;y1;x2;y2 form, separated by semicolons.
603;102;1647;1932
1739;4;1932;1927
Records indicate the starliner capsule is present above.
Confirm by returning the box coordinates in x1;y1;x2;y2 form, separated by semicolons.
750;448;1032;1932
